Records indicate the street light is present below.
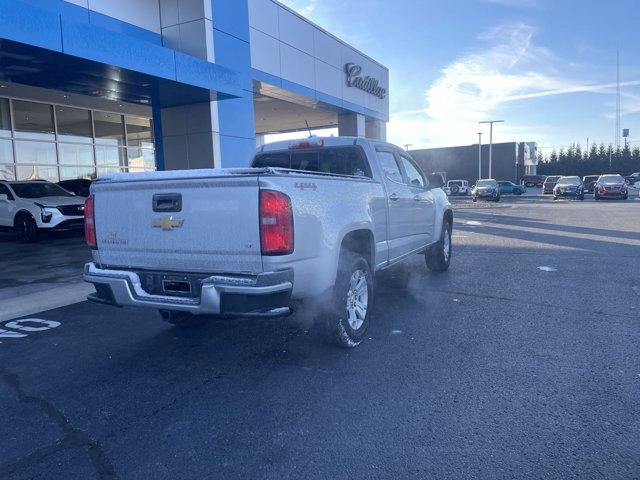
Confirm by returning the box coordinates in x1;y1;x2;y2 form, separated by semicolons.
404;144;412;152
477;132;482;181
479;120;505;178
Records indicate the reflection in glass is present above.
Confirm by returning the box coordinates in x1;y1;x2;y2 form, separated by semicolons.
0;139;13;164
16;165;59;182
0;164;14;181
94;111;125;146
15;140;57;165
125;116;153;148
96;167;123;178
0;98;11;137
59;143;94;165
56;106;92;143
12;100;55;140
60;166;96;180
95;145;124;167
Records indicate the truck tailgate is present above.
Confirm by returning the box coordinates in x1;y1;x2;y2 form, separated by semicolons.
92;176;263;274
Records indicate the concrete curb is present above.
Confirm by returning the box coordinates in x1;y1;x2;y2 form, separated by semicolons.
0;282;94;322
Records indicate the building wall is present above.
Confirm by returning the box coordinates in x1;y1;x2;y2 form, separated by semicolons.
411;143;523;184
248;0;389;122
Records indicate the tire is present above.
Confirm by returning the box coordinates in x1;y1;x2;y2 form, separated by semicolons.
594;194;600;201
623;193;628;200
14;214;39;243
553;196;558;201
515;189;523;195
579;194;584;201
319;252;372;348
451;185;460;195
495;195;500;202
159;310;207;328
426;220;452;272
472;197;477;203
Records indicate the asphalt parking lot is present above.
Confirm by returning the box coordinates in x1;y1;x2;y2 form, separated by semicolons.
1;196;639;479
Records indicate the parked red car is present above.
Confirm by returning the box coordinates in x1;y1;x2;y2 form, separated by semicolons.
594;174;628;200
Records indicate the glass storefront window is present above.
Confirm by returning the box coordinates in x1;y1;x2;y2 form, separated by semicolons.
59;143;94;166
60;166;96;180
0;165;14;181
12;100;55;141
56;106;92;143
0;98;11;137
95;145;125;167
0;139;13;164
94;111;125;146
14;140;57;165
125;116;153;148
16;165;59;182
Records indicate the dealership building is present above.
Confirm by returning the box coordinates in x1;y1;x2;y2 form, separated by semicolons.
411;142;539;185
0;0;389;182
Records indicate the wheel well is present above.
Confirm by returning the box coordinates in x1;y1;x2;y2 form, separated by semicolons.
340;229;374;269
14;210;35;227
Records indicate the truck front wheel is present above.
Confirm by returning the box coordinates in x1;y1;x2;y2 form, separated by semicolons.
426;220;452;272
320;253;372;348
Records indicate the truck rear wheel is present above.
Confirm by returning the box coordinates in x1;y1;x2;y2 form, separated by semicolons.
320;253;372;348
426;220;452;272
159;310;207;328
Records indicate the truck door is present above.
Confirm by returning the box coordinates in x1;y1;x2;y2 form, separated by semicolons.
375;147;416;261
396;152;435;247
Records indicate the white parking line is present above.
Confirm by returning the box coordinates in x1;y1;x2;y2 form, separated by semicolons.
538;266;558;272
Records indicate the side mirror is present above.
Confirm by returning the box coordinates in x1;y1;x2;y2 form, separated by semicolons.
0;194;8;202
427;174;445;189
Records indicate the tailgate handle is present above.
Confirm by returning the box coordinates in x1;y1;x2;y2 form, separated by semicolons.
153;193;182;212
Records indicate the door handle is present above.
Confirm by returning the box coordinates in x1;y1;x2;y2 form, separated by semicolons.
389;193;399;201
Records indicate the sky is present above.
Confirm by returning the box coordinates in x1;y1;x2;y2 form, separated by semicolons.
279;0;640;154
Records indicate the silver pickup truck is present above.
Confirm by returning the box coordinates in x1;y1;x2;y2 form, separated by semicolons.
83;136;453;347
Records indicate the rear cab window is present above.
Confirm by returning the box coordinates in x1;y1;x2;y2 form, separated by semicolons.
253;146;372;178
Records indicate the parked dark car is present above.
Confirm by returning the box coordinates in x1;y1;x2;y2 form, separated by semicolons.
521;175;546;187
553;176;584;201
498;181;525;195
472;179;500;202
582;175;599;194
542;176;560;194
594;174;628;200
57;179;92;197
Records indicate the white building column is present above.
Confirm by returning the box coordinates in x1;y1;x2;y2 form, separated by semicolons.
365;118;387;141
338;112;366;137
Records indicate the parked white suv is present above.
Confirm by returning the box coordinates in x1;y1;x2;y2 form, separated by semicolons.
0;180;86;242
445;180;470;196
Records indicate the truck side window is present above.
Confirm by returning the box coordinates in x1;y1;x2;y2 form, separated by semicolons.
398;154;426;188
376;151;403;183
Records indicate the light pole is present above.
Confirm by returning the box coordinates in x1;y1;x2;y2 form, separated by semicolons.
479;120;505;178
403;144;412;152
477;132;482;181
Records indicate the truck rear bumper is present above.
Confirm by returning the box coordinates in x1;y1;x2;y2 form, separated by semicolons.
83;263;293;318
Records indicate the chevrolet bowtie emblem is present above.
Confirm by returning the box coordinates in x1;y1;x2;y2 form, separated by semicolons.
153;216;184;231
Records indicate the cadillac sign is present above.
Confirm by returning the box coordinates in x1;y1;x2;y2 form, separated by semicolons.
344;63;387;99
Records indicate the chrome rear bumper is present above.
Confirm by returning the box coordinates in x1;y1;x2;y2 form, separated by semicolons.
83;263;293;317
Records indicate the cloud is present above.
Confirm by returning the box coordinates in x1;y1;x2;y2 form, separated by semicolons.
387;22;627;148
281;0;317;16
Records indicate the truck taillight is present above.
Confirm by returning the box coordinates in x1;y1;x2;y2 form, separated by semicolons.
84;195;97;249
260;190;293;255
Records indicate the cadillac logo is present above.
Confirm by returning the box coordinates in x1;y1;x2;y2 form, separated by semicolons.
153;216;184;231
344;63;387;99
